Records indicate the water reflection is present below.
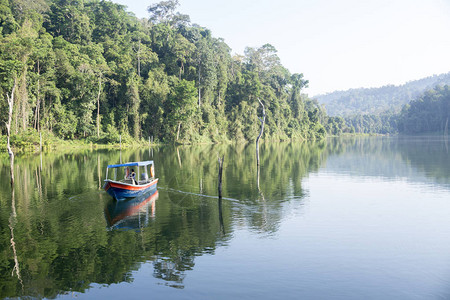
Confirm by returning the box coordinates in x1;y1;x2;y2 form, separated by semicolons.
1;137;449;298
324;136;450;187
104;189;158;230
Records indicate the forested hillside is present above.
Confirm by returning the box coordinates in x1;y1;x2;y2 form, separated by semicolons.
315;73;450;117
323;85;450;135
0;0;326;145
398;85;450;134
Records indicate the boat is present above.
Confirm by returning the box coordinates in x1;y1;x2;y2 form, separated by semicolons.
103;160;158;200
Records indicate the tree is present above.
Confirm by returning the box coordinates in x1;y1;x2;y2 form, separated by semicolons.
195;36;216;107
398;85;450;134
44;0;92;45
0;0;18;35
0;0;328;145
30;31;56;132
165;79;197;141
126;75;141;139
147;0;189;28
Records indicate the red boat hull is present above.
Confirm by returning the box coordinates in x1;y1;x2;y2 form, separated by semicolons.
104;179;158;200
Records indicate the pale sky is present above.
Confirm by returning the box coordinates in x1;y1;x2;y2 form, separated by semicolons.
113;0;450;96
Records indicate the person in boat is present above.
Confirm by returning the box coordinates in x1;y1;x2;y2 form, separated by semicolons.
130;169;137;185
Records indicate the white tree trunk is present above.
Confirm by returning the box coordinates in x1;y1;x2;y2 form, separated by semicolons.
176;121;181;141
6;80;16;159
97;77;101;138
6;80;16;186
256;98;266;167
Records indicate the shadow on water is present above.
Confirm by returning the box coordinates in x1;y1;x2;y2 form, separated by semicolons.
1;136;448;297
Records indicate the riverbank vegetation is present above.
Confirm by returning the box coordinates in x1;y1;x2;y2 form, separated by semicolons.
0;0;328;151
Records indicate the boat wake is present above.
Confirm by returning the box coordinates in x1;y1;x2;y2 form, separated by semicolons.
158;186;240;203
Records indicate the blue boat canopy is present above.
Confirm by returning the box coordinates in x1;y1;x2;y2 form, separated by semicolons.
107;161;154;169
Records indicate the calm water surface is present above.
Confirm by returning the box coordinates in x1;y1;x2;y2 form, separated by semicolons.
1;136;449;299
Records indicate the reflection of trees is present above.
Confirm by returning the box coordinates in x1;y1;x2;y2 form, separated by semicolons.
0;148;233;297
155;141;326;235
0;150;123;298
156;189;232;283
396;137;450;184
153;257;188;288
8;157;23;292
0;141;326;297
325;136;450;186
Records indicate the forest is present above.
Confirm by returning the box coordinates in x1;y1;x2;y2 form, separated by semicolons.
0;0;327;147
322;84;450;135
315;72;450;117
397;85;450;134
316;72;450;135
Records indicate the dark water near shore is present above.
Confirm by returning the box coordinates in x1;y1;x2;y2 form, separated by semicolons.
1;136;449;299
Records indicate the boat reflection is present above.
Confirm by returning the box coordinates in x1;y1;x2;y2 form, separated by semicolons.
104;188;159;230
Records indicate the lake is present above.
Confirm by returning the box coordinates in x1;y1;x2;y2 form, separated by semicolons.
1;136;450;299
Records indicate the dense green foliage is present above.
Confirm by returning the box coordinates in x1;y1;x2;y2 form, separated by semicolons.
341;113;397;134
398;85;450;134
315;72;450;117
0;0;325;145
323;85;450;135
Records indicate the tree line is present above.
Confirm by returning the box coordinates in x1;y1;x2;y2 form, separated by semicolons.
0;0;326;146
323;85;450;135
315;72;450;117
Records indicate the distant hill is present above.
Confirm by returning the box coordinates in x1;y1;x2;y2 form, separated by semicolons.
314;72;450;116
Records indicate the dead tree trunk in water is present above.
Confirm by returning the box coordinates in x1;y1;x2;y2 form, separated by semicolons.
218;155;225;234
218;197;225;235
256;99;266;167
218;156;224;199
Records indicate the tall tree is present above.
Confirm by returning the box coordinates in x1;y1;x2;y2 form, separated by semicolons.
44;0;92;45
147;0;189;28
165;79;197;141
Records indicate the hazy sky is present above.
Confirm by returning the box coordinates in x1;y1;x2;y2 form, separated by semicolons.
113;0;450;96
